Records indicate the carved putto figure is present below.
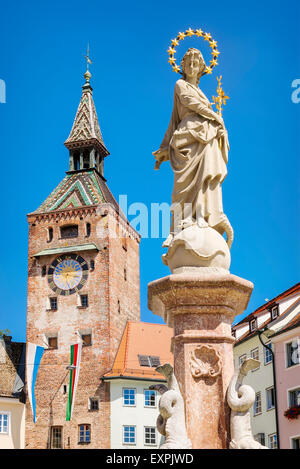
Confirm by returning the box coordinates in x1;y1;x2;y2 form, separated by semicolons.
153;47;233;255
227;358;268;449
150;363;191;449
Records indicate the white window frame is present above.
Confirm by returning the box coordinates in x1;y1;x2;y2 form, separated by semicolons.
268;433;278;449
253;391;262;416
284;337;300;369
287;386;300;407
266;386;275;411
144;389;157;408
144;426;157;446
250;348;260;370
239;354;247;367
290;434;300;449
122;425;136;445
264;341;273;365
78;423;91;443
271;305;279;320
0;411;10;436
122;388;136;407
250;318;257;332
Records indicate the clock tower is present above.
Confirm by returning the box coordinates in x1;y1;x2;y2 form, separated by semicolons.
25;68;140;448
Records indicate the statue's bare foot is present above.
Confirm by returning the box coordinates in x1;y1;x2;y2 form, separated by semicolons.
197;217;208;228
162;234;174;248
214;214;234;249
179;219;195;230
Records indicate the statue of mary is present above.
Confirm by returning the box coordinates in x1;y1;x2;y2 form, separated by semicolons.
153;48;233;250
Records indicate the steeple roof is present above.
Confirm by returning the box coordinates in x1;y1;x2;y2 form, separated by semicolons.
64;70;109;158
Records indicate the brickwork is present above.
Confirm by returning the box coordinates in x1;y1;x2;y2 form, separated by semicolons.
25;198;140;448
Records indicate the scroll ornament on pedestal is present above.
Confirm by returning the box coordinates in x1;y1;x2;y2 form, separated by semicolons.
227;358;268;449
150;363;192;449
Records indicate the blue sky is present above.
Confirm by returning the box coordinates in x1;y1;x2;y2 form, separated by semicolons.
0;0;299;341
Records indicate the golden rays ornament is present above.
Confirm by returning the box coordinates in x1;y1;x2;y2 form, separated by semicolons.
212;76;229;117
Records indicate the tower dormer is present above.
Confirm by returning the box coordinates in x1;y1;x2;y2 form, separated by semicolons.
64;69;109;177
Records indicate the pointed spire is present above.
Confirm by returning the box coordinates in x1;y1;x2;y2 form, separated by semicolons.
64;47;109;172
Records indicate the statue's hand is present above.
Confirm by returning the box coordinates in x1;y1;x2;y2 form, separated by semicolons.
153;148;169;170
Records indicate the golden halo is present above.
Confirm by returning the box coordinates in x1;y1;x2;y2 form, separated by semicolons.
167;28;220;75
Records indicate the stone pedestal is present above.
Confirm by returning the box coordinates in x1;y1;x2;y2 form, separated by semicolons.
148;272;253;449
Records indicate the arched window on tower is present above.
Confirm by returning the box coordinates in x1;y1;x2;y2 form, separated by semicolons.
60;224;78;239
73;151;80;170
83;150;90;169
86;223;91;237
48;227;53;242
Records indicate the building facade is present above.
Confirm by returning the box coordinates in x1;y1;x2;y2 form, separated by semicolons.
103;321;173;449
25;68;140;448
270;314;300;449
0;336;25;449
233;283;300;449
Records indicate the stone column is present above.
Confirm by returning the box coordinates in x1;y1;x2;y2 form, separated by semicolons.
148;272;253;449
69;152;74;171
80;151;84;169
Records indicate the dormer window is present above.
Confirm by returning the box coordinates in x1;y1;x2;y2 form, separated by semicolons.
271;305;279;320
250;318;257;332
138;355;161;367
60;224;78;239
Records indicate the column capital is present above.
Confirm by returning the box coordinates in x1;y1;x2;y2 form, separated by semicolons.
148;272;253;327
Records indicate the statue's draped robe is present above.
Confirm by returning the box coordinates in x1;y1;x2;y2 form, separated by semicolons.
160;79;229;231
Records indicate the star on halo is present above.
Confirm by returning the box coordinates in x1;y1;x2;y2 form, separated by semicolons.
178;32;186;40
204;33;212;41
186;28;194;37
167;47;175;55
173;64;181;73
171;38;179;47
195;29;203;37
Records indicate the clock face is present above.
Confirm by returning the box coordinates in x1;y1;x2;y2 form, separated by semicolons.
48;254;88;295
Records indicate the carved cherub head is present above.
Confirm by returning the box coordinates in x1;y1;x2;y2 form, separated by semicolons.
181;48;206;85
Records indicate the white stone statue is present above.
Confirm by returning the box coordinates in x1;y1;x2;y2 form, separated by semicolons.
227;358;268;449
150;363;192;449
153;48;233;273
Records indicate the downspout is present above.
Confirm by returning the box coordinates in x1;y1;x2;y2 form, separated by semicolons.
258;329;280;449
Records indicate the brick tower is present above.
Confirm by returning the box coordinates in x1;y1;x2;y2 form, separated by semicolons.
25;67;140;449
